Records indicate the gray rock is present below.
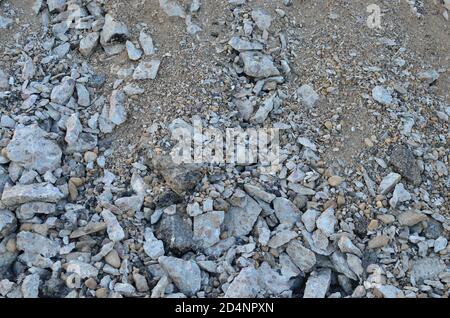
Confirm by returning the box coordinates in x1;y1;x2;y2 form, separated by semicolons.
234;98;254;121
0;115;10;129
76;84;90;107
411;257;446;283
16;231;59;258
47;0;66;12
374;285;403;298
268;229;298;248
257;262;291;296
337;236;362;257
185;15;201;35
51;78;75;105
0;16;13;29
372;86;393;105
223;194;262;237
6;125;62;174
114;283;136;296
251;8;272;30
244;184;275;203
101;210;125;242
65;133;98;154
0;210;16;238
114;195;143;212
301;209;320;232
52;42;70;59
330;251;357;280
389;183;411;208
109;90;127;125
143;228;165;260
66;260;99;278
159;256;201;296
21;274;40;298
65;113;82;146
286;240;316;272
297;84;319;107
316;208;337;237
251;93;275;124
303;268;331;298
2;183;64;206
139;31;155;55
151;155;203;195
434;237;448;253
346;254;364;279
225;267;260;298
159;0;186;18
193;211;224;248
240;51;280;78
156;213;194;254
378;172;401;195
100;14;129;46
229;37;263;51
0;167;9;194
79;32;99;57
126;41;142;61
273;197;301;226
389;145;422;185
133;60;161;80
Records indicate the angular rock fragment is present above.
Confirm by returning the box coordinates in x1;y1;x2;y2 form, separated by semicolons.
193;211;224;248
303;268;331;298
2;183;64;206
133;60;161;80
240;51;280;78
223;194;262;237
159;256;201;296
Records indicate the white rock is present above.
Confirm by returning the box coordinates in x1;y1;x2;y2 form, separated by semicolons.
126;41;142;61
379;172;401;195
76;84;90;107
434;236;448;253
316;208;337;237
301;209;320;232
297;84;319;107
143;228;165;260
251;8;272;30
101;210;125;242
109;90;127;125
159;256;201;296
389;183;411;208
286;240;316;272
100;14;129;46
65;113;82;145
66;260;99;278
224;267;260;298
79;32;99;57
159;0;186;18
372;86;392;105
133;60;161;80
273;197;301;226
51;77;75;105
193;211;224;248
21;274;40;298
240;51;280;78
2;183;64;206
303;268;331;298
139;31;155;55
